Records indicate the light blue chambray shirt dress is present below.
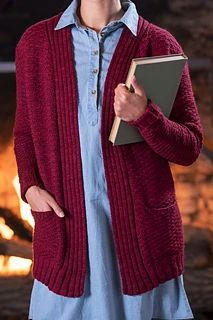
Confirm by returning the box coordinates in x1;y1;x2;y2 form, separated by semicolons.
28;0;194;319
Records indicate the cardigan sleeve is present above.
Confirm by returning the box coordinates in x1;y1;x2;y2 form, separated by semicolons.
13;39;44;204
126;31;204;166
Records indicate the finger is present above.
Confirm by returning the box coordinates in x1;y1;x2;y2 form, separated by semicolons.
115;88;129;101
47;201;65;218
39;189;65;217
114;93;124;103
116;83;129;95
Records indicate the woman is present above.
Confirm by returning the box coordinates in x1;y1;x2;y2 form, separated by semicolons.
13;0;203;319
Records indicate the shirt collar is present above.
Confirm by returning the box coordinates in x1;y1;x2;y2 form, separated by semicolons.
54;0;138;36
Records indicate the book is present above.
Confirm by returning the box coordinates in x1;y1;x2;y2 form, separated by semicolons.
108;53;188;145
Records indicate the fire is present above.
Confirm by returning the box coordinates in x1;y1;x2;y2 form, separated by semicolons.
0;174;34;276
12;175;35;228
0;256;32;276
0;217;14;239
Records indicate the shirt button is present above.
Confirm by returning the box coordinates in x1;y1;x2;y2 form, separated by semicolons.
100;31;105;37
92;68;98;74
94;50;99;55
91;89;96;95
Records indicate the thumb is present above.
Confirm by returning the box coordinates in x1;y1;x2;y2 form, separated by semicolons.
131;75;144;96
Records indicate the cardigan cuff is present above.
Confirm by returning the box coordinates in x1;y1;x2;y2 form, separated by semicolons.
126;99;161;128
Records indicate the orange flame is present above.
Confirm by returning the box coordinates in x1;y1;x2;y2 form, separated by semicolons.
0;175;34;276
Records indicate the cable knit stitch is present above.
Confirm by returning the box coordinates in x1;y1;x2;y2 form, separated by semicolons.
13;11;203;297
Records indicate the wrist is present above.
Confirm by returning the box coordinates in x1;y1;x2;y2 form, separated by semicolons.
25;185;42;197
126;99;160;128
127;99;151;124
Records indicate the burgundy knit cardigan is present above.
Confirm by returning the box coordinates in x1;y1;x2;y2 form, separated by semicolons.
13;11;203;297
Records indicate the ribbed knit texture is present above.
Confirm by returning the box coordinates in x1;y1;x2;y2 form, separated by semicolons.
13;11;203;297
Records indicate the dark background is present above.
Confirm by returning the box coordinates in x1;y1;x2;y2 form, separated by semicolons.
0;0;172;61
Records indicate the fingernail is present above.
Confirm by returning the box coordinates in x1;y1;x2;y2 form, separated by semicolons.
58;212;65;217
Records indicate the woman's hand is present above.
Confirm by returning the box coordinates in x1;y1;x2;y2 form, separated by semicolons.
113;75;148;122
25;185;65;218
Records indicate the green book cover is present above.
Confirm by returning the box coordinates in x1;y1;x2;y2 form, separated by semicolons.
109;53;188;146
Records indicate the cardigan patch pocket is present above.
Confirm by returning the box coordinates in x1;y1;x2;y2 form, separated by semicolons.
136;201;184;261
30;209;66;266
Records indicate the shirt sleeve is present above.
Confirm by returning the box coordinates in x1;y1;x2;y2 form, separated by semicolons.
13;38;44;203
126;31;204;166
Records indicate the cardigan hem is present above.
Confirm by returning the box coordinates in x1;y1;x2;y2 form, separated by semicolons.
31;249;184;297
121;249;184;296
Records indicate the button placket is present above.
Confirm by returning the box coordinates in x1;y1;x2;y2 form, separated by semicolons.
87;30;101;126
